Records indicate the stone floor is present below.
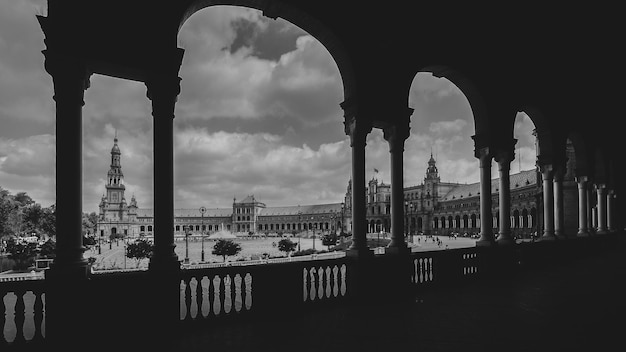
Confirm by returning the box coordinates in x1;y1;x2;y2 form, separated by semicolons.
174;235;626;352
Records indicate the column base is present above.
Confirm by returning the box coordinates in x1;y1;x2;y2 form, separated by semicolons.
540;232;557;241
577;230;589;237
596;229;608;235
476;239;495;247
496;234;515;245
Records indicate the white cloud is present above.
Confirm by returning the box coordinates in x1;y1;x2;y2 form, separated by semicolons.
0;134;55;206
429;119;467;135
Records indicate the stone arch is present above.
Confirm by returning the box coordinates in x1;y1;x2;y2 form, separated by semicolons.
178;1;355;102
411;65;487;136
518;106;554;160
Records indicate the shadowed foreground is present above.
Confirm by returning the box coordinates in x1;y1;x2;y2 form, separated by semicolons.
172;236;626;352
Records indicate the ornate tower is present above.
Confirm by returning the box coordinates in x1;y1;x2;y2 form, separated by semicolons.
100;134;127;222
424;152;440;210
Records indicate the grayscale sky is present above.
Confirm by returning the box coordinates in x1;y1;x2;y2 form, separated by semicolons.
0;1;537;212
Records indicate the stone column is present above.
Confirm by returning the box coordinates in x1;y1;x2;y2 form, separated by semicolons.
383;119;411;254
475;148;495;246
43;51;91;275
41;50;92;348
495;150;514;245
146;74;182;270
344;111;373;257
585;180;595;235
596;184;608;234
607;190;615;232
576;176;589;237
539;163;556;240
553;166;565;239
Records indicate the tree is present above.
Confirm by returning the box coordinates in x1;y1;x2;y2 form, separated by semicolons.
5;238;38;271
322;233;338;250
126;238;154;268
83;235;97;249
82;211;99;235
212;239;242;262
0;187;16;238
40;205;56;238
277;238;297;256
22;204;44;234
39;238;56;259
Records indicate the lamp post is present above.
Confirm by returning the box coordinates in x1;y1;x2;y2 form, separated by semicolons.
200;206;206;262
184;225;190;264
297;211;302;251
312;217;316;251
409;202;414;243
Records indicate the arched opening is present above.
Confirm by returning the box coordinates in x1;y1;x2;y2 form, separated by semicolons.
406;70;484;238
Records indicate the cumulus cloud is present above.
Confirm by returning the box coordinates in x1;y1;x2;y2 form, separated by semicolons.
171;128;351;208
429;119;468;135
177;7;343;126
1;4;507;214
0;134;55;205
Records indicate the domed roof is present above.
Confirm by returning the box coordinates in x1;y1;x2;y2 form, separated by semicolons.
111;137;121;154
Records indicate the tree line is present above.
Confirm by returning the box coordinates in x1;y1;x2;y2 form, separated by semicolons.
0;186;99;241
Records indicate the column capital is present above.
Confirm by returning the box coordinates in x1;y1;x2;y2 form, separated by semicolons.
146;74;181;102
339;100;372;147
474;147;492;167
539;163;554;179
595;183;606;190
382;120;411;153
42;50;91;105
575;175;589;184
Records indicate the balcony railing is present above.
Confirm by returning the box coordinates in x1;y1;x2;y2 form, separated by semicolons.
0;234;619;350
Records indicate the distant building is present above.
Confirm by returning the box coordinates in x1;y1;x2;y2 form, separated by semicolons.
96;137;347;239
98;136;579;240
343;153;541;238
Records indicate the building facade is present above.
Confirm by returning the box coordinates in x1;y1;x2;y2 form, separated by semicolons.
344;153;543;238
98;137;581;240
96;138;348;239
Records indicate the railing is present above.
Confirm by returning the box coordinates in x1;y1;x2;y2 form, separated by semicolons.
1;233;620;349
410;246;485;289
179;256;349;325
0;278;45;348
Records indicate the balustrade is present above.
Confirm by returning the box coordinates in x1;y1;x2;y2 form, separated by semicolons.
0;279;46;347
1;235;619;350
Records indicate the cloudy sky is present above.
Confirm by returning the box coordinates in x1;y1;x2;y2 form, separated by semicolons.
0;1;537;213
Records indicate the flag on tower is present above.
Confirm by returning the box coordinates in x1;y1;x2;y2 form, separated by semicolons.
374;168;379;173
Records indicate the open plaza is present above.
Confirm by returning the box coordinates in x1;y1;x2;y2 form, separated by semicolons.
84;234;477;271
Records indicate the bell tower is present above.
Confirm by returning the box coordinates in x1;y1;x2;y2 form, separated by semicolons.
101;133;127;221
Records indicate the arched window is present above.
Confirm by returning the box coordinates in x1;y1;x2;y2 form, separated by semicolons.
522;208;529;228
513;209;520;228
147;225;152;232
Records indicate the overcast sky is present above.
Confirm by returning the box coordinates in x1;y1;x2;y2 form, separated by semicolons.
0;1;537;212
